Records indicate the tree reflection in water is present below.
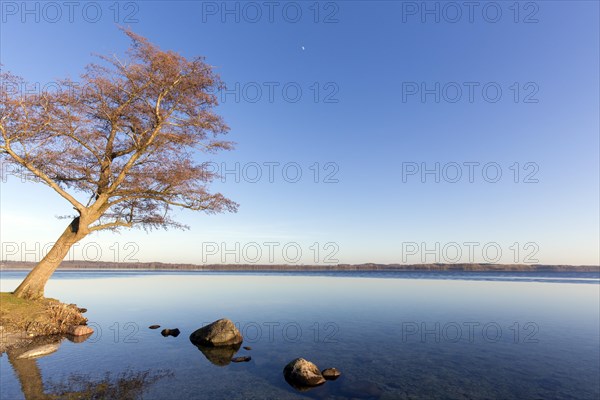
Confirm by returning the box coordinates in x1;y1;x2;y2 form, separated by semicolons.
6;335;172;400
45;368;172;400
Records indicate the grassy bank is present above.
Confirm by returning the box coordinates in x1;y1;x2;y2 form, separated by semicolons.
0;292;87;352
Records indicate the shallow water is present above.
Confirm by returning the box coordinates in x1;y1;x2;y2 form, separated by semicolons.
1;271;599;399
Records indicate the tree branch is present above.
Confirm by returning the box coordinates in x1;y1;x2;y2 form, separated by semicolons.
89;220;133;232
1;145;85;212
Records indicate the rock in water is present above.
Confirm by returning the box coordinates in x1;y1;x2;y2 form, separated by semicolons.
68;325;94;336
231;356;251;363
161;328;180;337
322;368;342;380
283;358;326;389
17;343;61;359
189;319;243;346
149;325;161;329
243;346;252;350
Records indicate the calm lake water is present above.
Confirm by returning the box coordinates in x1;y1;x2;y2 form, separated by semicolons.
1;271;599;399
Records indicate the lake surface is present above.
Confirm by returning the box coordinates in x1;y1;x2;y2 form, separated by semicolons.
1;271;599;399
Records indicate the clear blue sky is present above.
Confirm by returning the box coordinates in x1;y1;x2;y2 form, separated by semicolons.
1;1;598;265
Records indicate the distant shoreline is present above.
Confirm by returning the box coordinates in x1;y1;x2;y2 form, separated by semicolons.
1;261;598;272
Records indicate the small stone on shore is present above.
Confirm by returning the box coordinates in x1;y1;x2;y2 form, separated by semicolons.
68;325;94;336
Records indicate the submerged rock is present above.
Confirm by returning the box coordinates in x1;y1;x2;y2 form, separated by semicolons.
148;325;161;329
161;328;180;337
283;358;326;390
189;319;243;346
340;380;383;399
322;368;341;380
243;346;252;351
16;343;61;359
231;356;251;363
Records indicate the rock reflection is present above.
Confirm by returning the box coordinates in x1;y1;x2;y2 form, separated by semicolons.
192;342;242;366
283;374;324;393
65;332;93;344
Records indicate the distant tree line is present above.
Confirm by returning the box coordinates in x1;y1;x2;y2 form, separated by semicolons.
0;261;598;272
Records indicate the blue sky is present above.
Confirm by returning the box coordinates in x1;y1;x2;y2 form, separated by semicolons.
1;1;598;265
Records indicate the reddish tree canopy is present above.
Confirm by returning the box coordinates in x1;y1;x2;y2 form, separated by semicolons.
0;28;238;298
1;28;237;231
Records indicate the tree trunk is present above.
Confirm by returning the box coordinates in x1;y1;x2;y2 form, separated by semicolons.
13;218;86;300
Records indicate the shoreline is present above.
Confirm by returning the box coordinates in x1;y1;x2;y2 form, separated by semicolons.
2;268;600;273
1;262;599;273
0;293;90;353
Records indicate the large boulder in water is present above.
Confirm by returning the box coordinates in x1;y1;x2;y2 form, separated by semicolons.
189;318;243;347
283;358;326;389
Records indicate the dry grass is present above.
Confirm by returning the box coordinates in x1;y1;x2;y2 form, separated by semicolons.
45;302;85;332
0;292;87;336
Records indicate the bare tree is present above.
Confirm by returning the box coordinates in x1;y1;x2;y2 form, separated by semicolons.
0;29;238;299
